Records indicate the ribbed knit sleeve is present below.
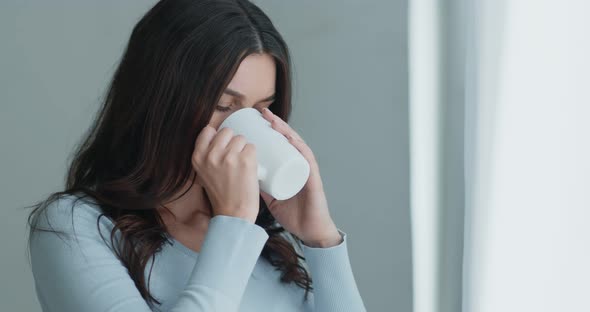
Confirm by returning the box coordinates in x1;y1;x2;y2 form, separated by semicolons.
300;230;367;312
29;196;268;312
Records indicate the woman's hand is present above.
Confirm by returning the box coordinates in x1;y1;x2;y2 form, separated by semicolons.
192;125;260;223
259;108;342;248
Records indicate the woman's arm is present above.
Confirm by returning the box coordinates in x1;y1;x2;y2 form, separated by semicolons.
300;230;367;312
29;197;268;312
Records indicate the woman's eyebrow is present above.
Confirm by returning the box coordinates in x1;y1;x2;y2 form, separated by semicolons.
224;87;275;102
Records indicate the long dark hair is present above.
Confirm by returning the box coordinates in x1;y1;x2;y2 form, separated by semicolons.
26;0;312;307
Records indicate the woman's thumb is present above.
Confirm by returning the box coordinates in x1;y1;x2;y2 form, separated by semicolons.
260;190;275;207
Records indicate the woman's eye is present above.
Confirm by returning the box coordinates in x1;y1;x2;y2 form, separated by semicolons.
215;105;232;112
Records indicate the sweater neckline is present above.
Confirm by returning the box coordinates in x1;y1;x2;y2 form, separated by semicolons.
165;233;199;259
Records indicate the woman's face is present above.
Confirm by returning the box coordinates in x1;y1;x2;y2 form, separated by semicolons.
208;53;277;129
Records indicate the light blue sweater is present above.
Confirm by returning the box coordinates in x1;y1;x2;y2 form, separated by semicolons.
29;195;366;311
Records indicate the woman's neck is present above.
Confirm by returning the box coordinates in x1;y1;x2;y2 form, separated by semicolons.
159;180;212;228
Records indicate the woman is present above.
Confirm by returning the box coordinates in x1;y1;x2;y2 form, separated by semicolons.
27;0;366;311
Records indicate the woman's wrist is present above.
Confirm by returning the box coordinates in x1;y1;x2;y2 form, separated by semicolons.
302;226;343;248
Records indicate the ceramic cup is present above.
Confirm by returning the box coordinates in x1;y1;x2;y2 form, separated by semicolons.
218;107;310;200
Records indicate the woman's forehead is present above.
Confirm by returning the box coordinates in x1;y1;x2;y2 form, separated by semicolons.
225;53;276;100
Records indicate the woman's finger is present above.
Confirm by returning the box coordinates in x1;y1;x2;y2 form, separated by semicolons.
194;124;217;162
287;135;318;170
262;108;304;142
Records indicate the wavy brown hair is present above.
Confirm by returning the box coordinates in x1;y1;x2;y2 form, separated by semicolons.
26;0;312;308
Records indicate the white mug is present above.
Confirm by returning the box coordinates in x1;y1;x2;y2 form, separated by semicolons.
218;107;310;200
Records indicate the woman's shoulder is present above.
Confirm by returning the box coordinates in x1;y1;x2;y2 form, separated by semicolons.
30;192;114;241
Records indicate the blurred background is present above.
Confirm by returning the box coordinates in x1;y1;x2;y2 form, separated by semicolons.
1;1;588;312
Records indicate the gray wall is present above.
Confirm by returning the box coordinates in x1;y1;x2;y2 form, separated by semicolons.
0;1;411;311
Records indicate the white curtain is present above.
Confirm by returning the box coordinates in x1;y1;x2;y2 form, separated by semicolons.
410;1;590;312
